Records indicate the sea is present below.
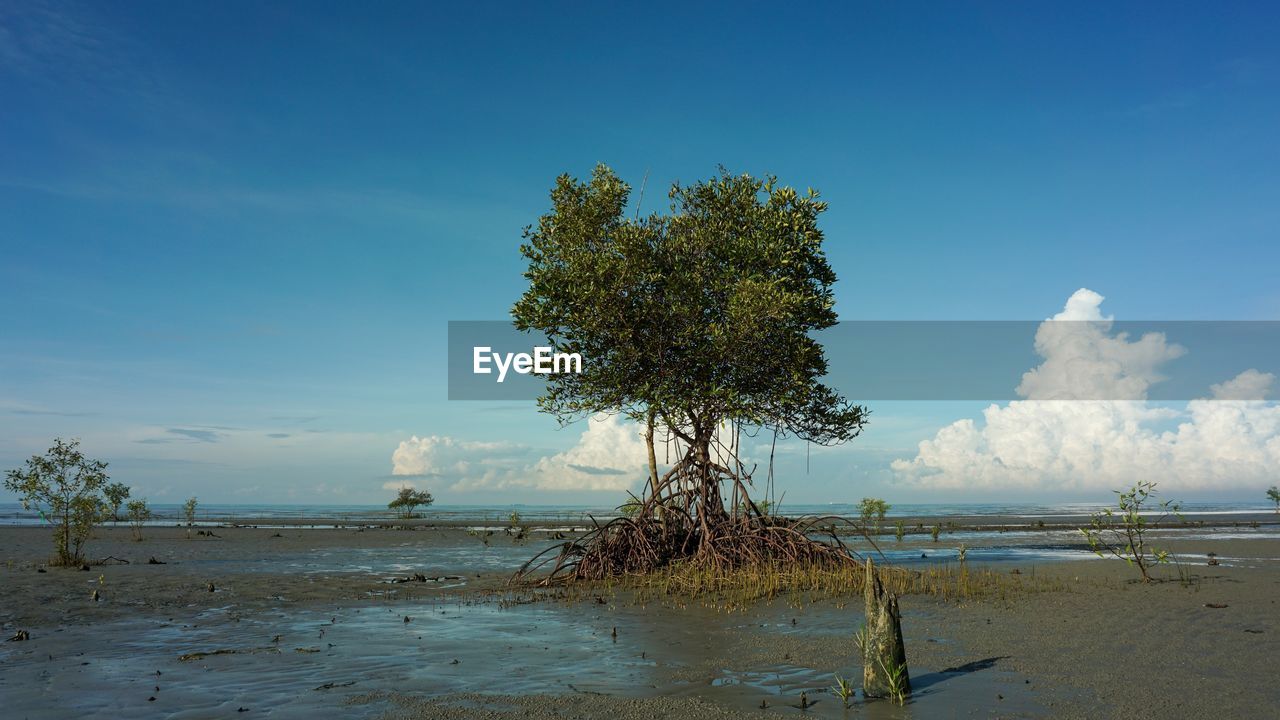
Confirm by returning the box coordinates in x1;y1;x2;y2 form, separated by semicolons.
1;500;1273;526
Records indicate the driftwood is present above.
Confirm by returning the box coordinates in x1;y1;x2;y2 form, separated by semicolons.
863;558;910;699
179;647;280;662
390;573;463;584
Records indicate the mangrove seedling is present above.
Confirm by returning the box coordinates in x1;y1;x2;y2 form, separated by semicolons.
831;673;855;708
882;656;909;705
894;519;905;542
1268;485;1279;514
183;496;199;526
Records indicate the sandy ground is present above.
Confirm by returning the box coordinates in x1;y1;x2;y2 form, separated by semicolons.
1;523;1278;718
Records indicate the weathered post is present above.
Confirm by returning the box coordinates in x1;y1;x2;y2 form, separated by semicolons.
863;558;911;699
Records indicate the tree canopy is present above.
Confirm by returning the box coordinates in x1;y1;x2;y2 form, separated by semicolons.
512;164;866;446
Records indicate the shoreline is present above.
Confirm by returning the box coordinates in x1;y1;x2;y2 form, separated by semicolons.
4;510;1274;532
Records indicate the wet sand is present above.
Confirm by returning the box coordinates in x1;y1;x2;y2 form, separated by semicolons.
1;521;1278;718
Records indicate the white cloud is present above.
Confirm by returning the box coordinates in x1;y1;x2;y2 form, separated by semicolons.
892;289;1280;492
525;414;650;491
1015;288;1185;400
390;414;649;493
390;435;516;477
1210;369;1274;401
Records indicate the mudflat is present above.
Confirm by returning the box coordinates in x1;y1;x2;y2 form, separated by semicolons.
1;521;1277;718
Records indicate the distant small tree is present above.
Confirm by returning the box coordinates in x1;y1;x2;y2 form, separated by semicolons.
103;482;131;523
183;497;198;526
4;438;110;566
859;497;891;535
127;499;152;541
1268;486;1280;514
388;486;433;519
1081;480;1182;583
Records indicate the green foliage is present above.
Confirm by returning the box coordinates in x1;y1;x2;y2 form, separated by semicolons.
126;499;152;541
512;163;867;453
388;486;433;519
852;623;868;654
738;497;774;516
103;482;131;523
183;497;199;526
830;673;855;708
858;497;890;534
619;497;643;518
4;438;110;566
1080;480;1182;583
894;519;905;542
1268;485;1280;513
881;655;909;705
930;524;941;542
506;510;531;542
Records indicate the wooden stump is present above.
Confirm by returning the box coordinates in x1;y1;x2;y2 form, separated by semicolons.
863;558;910;699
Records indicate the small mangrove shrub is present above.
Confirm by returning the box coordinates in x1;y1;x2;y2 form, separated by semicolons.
4;438;110;566
894;520;905;542
1080;480;1182;583
1268;485;1279;514
103;482;131;524
858;497;890;535
127;499;152;541
183;496;199;526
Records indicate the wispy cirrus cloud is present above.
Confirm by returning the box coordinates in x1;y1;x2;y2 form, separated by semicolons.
165;427;225;443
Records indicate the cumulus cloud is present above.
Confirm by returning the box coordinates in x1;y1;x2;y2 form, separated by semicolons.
390;414;650;493
892;289;1280;491
391;435;518;477
1016;288;1185;400
524;415;650;491
1210;369;1274;401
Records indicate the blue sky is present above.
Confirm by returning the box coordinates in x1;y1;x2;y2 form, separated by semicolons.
3;2;1279;506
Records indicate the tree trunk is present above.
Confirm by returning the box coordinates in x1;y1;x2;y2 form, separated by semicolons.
862;558;910;698
644;409;659;493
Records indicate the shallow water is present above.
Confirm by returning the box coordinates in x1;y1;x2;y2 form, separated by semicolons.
0;597;1052;719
